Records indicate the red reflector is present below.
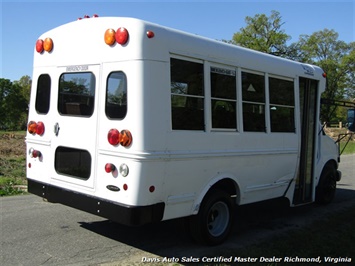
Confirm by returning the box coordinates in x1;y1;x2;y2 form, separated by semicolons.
149;186;155;193
32;150;41;158
36;39;44;53
105;163;116;173
146;31;155;38
322;72;327;78
108;129;120;145
36;121;45;135
123;184;128;191
115;27;129;45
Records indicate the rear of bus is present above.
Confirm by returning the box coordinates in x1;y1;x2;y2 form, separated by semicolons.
26;16;165;226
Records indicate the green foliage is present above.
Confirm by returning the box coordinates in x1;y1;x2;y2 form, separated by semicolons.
229;11;355;124
0;76;31;130
232;10;291;57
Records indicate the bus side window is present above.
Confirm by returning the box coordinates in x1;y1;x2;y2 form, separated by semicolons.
35;74;51;114
170;58;204;130
269;77;295;133
242;72;266;132
211;67;237;129
106;72;127;119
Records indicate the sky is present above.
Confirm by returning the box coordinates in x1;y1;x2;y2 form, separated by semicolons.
1;0;354;82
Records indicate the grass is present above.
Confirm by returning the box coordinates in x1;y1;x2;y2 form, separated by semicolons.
0;131;27;196
339;140;355;155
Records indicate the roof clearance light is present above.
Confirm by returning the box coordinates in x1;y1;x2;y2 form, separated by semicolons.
146;30;155;38
36;39;44;53
104;28;116;46
108;129;120;146
322;72;327;78
92;14;99;18
115;27;129;45
84;15;90;18
43;38;53;52
119;130;132;147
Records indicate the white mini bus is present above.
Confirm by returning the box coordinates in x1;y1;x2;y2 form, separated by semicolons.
27;16;341;245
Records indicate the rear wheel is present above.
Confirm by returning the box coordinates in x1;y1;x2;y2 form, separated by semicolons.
189;189;234;245
316;164;337;204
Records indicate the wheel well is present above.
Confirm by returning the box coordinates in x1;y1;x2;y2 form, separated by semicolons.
325;159;337;170
210;178;239;203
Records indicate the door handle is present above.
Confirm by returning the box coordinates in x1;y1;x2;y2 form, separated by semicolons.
54;122;60;136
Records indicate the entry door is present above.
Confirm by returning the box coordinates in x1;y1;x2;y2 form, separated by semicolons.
293;78;318;204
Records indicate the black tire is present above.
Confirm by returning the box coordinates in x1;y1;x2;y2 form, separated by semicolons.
316;164;337;204
189;189;234;245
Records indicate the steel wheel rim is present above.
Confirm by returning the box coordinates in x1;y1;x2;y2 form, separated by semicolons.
207;201;230;237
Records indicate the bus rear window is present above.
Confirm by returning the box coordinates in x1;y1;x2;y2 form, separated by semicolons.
106;72;127;119
35;74;51;114
55;146;91;180
58;72;95;117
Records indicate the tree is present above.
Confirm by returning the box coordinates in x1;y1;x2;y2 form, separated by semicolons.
0;78;29;130
297;29;355;123
231;10;292;57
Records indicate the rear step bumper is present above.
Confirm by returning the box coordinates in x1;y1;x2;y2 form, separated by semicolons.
27;179;165;226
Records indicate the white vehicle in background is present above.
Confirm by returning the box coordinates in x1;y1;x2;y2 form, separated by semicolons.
26;16;341;245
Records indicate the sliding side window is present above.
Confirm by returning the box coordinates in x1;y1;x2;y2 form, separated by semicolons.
242;72;265;132
170;58;204;130
210;67;237;129
269;77;295;132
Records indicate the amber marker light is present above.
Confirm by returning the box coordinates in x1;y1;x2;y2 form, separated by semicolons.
43;38;53;52
104;28;116;45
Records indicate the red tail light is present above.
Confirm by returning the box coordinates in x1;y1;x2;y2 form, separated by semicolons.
27;121;45;136
108;129;120;145
36;121;45;135
108;129;132;147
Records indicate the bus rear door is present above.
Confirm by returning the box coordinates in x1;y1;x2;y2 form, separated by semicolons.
50;65;100;190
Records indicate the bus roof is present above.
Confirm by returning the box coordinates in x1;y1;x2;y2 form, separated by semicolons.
33;16;325;80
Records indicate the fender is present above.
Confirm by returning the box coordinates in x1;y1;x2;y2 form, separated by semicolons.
190;172;241;215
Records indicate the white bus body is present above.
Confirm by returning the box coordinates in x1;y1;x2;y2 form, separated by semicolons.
27;17;341;245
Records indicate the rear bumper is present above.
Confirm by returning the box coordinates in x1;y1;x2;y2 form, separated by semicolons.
27;179;165;226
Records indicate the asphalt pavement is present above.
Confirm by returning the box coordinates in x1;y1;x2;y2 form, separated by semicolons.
1;154;354;266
